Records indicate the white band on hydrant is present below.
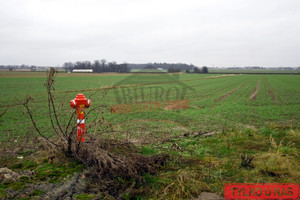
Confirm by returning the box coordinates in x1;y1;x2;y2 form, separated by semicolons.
77;119;85;124
72;100;76;107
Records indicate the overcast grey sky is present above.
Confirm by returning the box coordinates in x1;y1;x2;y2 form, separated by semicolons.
0;0;300;67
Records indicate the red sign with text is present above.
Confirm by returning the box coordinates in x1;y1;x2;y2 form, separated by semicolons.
224;183;300;200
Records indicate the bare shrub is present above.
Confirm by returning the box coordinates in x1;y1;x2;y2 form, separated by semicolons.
23;68;77;156
23;68;168;198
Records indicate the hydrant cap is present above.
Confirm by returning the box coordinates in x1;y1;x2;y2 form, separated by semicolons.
70;94;91;109
76;94;86;100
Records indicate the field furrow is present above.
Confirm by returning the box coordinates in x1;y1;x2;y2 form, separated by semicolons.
250;79;261;101
215;82;247;103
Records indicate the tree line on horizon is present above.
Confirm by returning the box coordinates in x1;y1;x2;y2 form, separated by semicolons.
63;60;202;73
128;63;195;71
63;60;130;73
0;60;209;73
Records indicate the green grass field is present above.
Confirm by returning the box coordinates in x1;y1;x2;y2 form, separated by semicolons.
1;71;300;199
1;72;300;141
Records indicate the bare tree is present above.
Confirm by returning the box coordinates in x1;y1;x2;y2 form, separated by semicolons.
94;60;101;72
101;59;106;68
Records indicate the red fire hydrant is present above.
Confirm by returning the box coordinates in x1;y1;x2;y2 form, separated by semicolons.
70;94;91;142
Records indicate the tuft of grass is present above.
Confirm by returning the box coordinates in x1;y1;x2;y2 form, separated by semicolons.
268;123;293;130
259;127;274;136
285;129;300;149
253;152;300;181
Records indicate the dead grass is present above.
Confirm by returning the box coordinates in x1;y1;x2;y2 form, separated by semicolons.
254;152;300;180
2;126;300;199
71;138;168;198
154;169;209;200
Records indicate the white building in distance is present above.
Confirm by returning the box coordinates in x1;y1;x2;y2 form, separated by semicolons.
72;69;93;73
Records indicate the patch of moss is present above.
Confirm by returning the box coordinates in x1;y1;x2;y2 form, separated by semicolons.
32;160;83;183
0;184;7;199
140;146;158;156
10;159;38;170
74;193;96;200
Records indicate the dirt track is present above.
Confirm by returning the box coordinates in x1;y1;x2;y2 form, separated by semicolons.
250;80;261;101
204;74;236;79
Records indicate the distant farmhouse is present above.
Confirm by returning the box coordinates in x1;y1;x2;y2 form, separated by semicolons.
72;69;93;73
